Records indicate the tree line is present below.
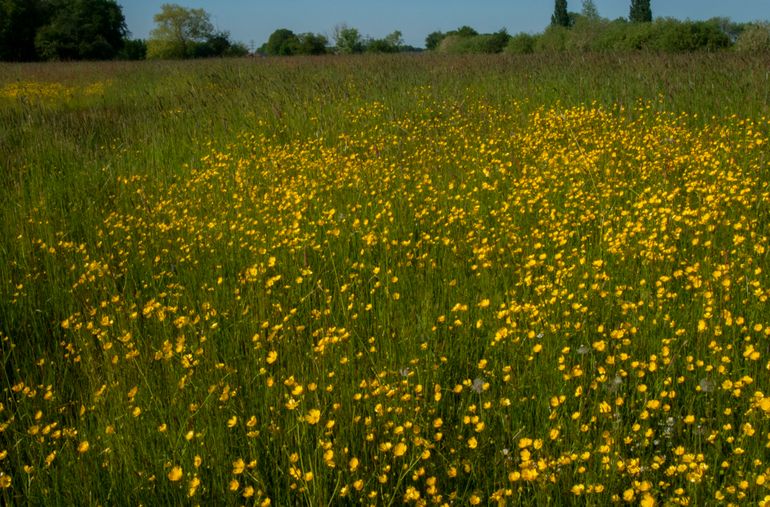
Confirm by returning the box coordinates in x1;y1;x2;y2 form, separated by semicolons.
1;0;769;62
434;1;769;54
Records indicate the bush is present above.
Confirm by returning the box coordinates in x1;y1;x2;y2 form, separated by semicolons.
118;38;146;60
734;22;770;52
653;19;730;51
505;33;537;54
535;25;570;52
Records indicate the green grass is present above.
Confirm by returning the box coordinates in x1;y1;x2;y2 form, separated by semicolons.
1;53;770;505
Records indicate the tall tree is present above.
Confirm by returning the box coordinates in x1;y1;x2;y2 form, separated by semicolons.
425;31;445;50
581;0;600;21
147;3;214;59
551;0;571;27
34;0;126;60
0;0;51;61
629;0;652;23
261;28;300;56
296;33;328;55
333;24;363;54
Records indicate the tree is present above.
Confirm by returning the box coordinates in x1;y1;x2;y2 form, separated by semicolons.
295;33;327;55
734;22;770;52
629;0;652;23
34;0;126;60
552;0;571;28
425;31;445;50
452;26;478;37
367;30;403;53
333;24;363;54
262;28;299;56
119;38;147;60
505;33;537;54
581;0;600;21
147;3;214;59
0;0;51;61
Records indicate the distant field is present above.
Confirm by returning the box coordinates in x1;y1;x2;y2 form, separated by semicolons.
1;53;770;505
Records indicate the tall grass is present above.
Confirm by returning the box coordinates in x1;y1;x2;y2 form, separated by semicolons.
1;53;770;505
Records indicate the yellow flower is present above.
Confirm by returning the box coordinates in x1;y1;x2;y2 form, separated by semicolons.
266;350;278;364
227;415;238;428
349;457;359;471
167;466;183;482
229;479;239;491
393;442;407;457
0;474;11;489
640;493;656;507
188;475;200;496
243;486;254;498
232;458;245;474
305;409;321;425
467;436;478;449
77;441;90;453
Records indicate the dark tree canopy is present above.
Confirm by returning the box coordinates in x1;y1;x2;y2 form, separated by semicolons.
0;0;50;61
552;0;571;27
630;0;652;23
262;28;300;56
425;31;445;50
1;0;125;61
34;0;126;60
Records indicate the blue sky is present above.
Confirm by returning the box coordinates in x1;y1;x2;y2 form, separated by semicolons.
120;1;770;49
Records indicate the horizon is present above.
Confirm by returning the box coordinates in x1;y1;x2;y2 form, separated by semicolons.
119;1;770;50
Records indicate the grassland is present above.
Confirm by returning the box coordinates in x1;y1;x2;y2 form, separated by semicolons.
1;53;770;505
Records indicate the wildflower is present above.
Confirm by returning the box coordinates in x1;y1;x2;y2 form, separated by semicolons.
168;466;183;482
305;409;321;425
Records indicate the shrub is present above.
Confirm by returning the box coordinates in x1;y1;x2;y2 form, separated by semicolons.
734;22;770;52
505;33;537;54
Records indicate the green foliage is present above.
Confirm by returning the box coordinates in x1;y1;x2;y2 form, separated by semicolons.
118;39;147;60
33;0;126;60
505;33;537;54
629;0;652;23
536;25;570;51
654;19;730;51
734;22;770;52
366;31;404;54
567;14;608;51
552;0;571;27
334;25;364;54
262;28;300;56
436;29;510;54
147;4;243;59
581;0;600;21
0;0;50;61
451;25;479;37
147;3;214;59
425;31;445;51
296;33;328;55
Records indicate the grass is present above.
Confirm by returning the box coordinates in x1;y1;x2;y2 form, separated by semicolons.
1;52;770;505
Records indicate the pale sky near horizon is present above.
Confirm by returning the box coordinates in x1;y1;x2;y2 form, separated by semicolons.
119;1;770;49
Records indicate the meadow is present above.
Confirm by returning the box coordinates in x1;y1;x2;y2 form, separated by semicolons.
1;52;769;505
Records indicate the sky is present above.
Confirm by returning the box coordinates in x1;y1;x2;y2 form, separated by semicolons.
120;1;770;49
